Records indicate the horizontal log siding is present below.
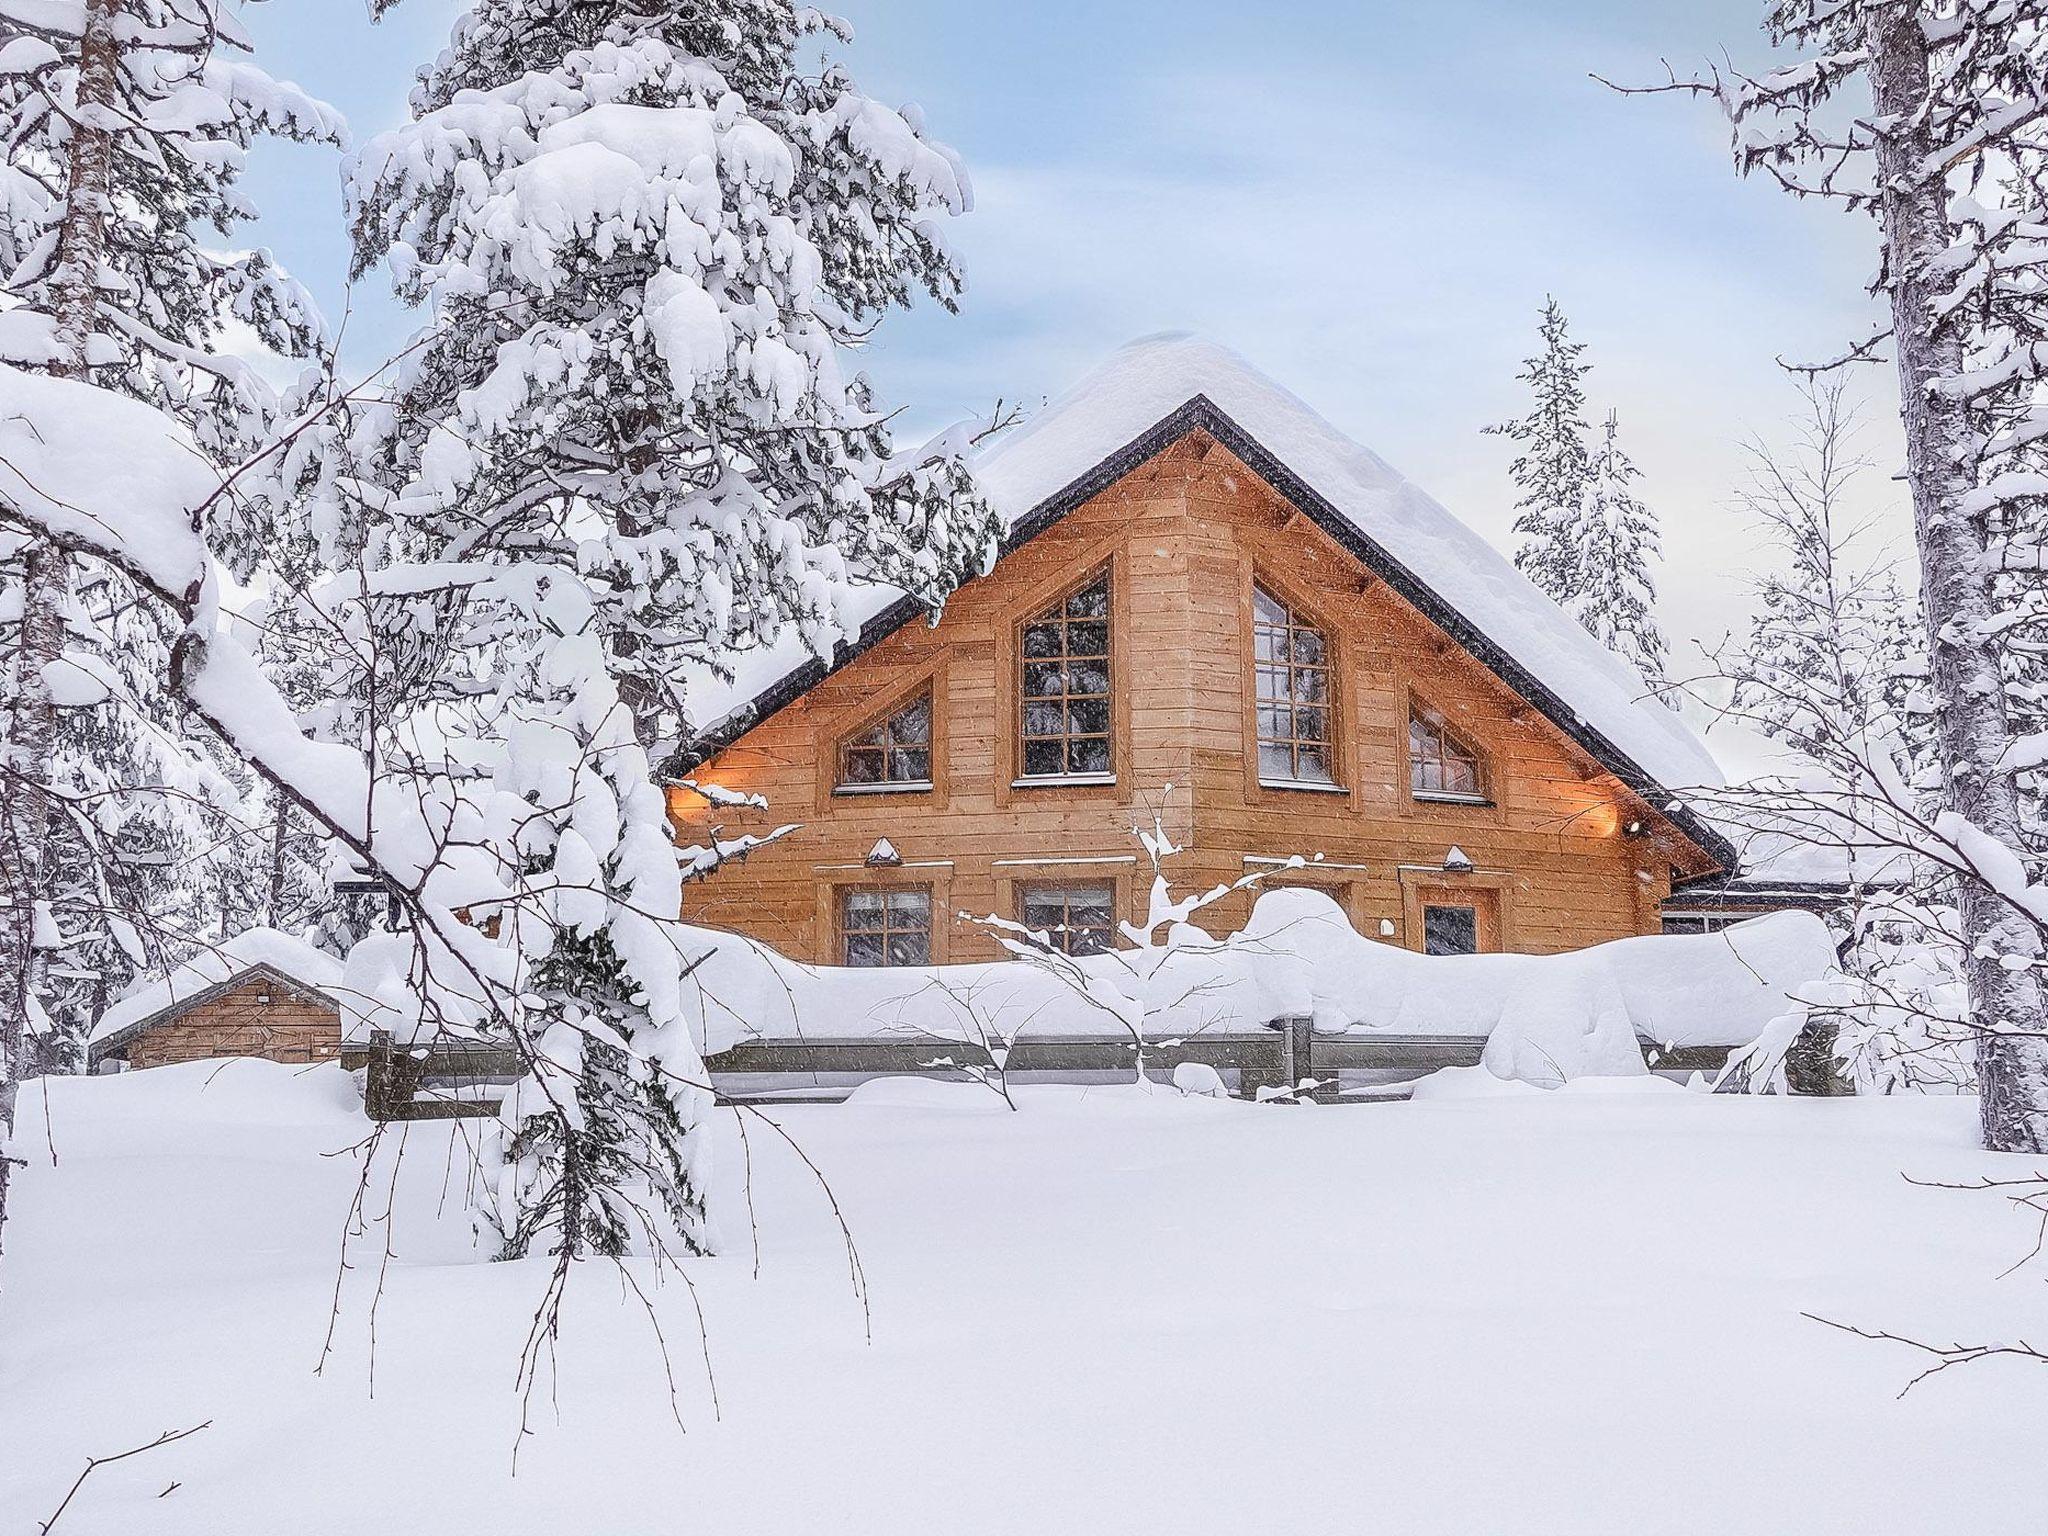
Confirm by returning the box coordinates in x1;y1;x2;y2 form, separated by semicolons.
123;977;343;1069
673;433;1707;963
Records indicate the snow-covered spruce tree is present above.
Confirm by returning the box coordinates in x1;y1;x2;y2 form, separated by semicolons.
348;0;1001;764
0;0;341;1239
1485;297;1596;608
1566;410;1667;686
480;611;712;1267
1626;2;2048;1148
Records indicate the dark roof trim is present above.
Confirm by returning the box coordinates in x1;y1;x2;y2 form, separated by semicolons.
677;395;1738;871
87;962;339;1065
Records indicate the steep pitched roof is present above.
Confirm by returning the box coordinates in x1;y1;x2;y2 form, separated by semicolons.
89;928;344;1059
680;334;1734;867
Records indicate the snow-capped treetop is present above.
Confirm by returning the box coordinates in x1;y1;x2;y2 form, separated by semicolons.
684;333;1725;797
1484;296;1594;603
1566;410;1667;686
343;0;998;763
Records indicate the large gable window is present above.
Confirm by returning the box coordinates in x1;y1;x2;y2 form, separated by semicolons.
1253;584;1335;786
1019;573;1112;780
839;691;932;791
1409;708;1486;802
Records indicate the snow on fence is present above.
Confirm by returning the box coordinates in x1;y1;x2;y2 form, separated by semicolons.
345;891;1844;1115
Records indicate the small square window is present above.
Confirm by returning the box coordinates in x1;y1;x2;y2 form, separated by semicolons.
840;887;932;967
1423;904;1479;956
1020;884;1116;956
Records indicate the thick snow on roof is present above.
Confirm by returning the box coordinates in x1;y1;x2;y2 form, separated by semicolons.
92;928;344;1046
683;333;1724;795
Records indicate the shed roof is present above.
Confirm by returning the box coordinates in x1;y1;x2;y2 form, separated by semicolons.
90;928;344;1057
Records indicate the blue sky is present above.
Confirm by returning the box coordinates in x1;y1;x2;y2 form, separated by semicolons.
236;0;1905;684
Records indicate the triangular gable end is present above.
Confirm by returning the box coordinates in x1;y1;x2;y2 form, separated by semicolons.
679;398;1736;874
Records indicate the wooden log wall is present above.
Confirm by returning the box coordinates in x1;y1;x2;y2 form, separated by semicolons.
670;430;1715;969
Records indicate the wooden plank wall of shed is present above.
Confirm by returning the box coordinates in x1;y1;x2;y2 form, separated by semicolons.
124;977;342;1069
669;431;1705;965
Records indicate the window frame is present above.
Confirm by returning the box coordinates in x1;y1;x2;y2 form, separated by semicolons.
1016;881;1120;957
1012;565;1118;788
1250;580;1343;792
1398;868;1511;954
834;686;936;796
1406;698;1491;807
836;883;935;968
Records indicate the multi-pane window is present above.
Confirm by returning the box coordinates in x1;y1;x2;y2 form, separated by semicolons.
1019;884;1116;956
1019;574;1112;778
1409;709;1484;799
1253;585;1334;784
839;692;932;789
1423;904;1479;956
839;887;932;967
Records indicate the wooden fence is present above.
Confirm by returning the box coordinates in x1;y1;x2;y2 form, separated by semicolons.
345;1022;1814;1122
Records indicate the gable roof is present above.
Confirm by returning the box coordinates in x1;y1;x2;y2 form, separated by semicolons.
680;334;1734;869
89;928;344;1060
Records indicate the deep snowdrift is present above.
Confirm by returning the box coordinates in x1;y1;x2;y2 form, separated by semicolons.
1;1063;2040;1535
440;890;1834;1085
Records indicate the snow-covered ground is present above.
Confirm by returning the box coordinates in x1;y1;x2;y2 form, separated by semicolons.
4;1063;2045;1534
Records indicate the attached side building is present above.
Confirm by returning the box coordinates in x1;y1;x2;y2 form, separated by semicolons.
668;336;1742;966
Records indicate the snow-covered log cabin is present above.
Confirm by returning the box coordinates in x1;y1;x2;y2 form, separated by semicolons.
668;336;1758;964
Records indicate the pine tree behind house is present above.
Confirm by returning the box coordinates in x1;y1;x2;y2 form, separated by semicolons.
1569;411;1668;688
1486;297;1595;607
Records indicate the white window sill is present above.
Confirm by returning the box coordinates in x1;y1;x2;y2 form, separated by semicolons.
1412;791;1493;807
1011;773;1117;789
832;781;934;796
1260;777;1347;795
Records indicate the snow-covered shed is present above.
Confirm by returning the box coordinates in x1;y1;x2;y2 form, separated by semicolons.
667;334;1752;966
87;929;344;1071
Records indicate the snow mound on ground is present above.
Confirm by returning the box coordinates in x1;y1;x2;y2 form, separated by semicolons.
631;888;1838;1087
839;1076;1013;1113
93;928;345;1046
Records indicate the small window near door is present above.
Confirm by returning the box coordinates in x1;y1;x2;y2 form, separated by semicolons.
839;691;933;790
1253;584;1335;786
1423;903;1479;956
1019;573;1112;778
1019;883;1116;956
840;887;932;967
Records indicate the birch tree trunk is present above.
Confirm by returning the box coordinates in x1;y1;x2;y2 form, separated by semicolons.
1864;5;2048;1152
0;0;121;1251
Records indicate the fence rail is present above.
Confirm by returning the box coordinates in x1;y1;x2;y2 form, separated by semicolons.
346;1022;1805;1122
